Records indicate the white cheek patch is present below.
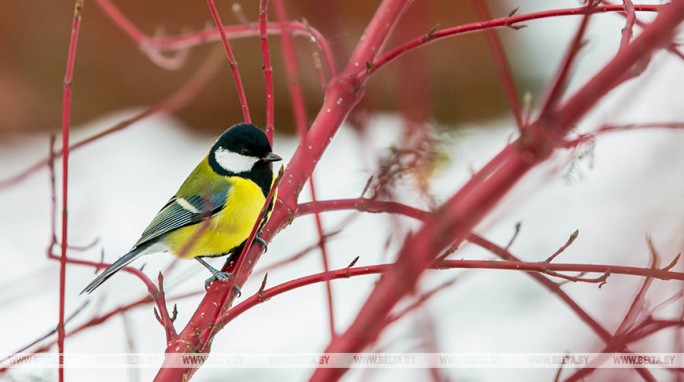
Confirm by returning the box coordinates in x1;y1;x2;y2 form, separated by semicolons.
215;147;259;173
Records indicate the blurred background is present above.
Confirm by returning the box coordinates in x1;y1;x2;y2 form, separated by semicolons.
0;1;519;135
1;1;683;381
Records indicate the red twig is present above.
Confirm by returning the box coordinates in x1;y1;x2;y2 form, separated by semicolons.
369;4;660;77
272;0;309;137
538;2;595;117
156;0;413;378
94;0;337;77
545;229;580;263
157;168;284;380
57;1;83;379
309;178;336;337
259;0;275;142
564;247;669;382
472;0;524;131
605;0;684;60
217;259;684;327
563;122;684;148
272;0;337;337
206;0;251;123
467;233;655;381
48;135;177;342
0;291;200;374
154;273;178;344
297;198;429;221
297;196;659;379
620;0;637;54
311;3;684;379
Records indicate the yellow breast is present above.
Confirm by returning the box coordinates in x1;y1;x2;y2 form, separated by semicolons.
164;177;266;259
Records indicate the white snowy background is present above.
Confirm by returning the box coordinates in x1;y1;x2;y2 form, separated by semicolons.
1;1;683;381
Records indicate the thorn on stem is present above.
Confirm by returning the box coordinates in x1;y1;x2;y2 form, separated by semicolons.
171;304;178;321
508;6;519;18
361;175;374;197
506;23;526;31
426;24;440;40
506;222;522;249
346;256;360;278
157;272;165;294
153;307;162;324
258;273;269;302
365;61;373;75
545;229;579;263
662;253;681;273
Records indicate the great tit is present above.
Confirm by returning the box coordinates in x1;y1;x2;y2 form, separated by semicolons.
81;123;281;294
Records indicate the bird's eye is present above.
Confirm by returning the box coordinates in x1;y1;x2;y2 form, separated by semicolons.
240;148;252;156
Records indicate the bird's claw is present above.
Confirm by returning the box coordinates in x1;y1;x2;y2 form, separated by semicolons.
255;236;268;253
204;272;242;297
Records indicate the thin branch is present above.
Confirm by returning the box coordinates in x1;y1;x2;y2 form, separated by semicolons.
620;0;637;54
369;4;661;77
538;2;596;117
155;273;178;343
206;0;251;123
259;0;275;142
94;0;337;77
505;222;522;250
472;0;524;131
563;122;684;148
545;229;580;263
57;1;84;380
0;291;200;374
218;258;684;327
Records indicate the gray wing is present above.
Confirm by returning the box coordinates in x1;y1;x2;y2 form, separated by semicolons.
134;189;230;248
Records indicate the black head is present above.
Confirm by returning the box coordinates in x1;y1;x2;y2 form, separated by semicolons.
208;123;281;176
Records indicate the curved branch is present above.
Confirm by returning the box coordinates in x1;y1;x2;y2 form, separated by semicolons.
218;259;684;327
369;5;660;77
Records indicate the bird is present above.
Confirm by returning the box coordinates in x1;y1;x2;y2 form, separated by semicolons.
81;123;281;294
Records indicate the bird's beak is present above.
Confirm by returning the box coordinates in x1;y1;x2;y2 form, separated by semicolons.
262;152;282;162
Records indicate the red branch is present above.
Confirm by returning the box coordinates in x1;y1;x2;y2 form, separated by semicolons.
218;259;684;327
156;169;284;380
154;0;414;378
369;4;660;76
310;2;684;380
620;0;637;54
206;0;251;123
94;0;337;77
57;1;84;380
472;0;524;131
271;0;337;337
538;2;595;117
47;136;177;342
259;0;275;142
563;122;684;148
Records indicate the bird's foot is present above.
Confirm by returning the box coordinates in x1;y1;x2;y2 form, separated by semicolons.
255;236;268;253
204;271;242;297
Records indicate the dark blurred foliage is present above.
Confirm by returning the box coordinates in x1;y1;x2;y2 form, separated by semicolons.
0;1;512;135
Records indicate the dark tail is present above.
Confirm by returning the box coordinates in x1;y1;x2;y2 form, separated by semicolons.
80;244;150;295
